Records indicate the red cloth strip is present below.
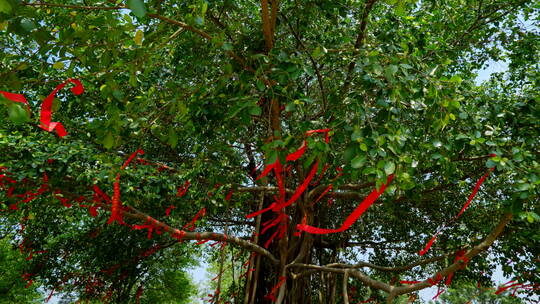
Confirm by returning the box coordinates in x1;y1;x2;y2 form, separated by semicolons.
432;285;445;299
314;184;333;203
256;159;280;180
305;128;330;143
225;188;234;201
419;158;496;256
445;250;469;286
495;283;523;295
400;280;422;284
165;204;175;216
107;174;124;224
176;180;190;197
456;167;495;218
93;184;111;203
296;174;394;234
264;276;286;302
246;203;275;219
39;78;83;137
419;230;442;256
121;149;144;170
182;208;206;231
276;161;319;211
0;91;31;112
427;273;444;286
286;141;307;162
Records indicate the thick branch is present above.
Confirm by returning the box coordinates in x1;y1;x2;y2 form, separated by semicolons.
290;213;512;298
392;213;513;296
288;264;393;293
123;206;279;265
328;252;451;273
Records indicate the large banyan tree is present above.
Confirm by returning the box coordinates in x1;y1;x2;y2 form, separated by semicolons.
0;0;539;303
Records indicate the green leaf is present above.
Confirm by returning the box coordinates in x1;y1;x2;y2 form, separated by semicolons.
103;132;114;149
168;128;178;148
384;161;396;175
351;155;367;169
449;75;462;83
134;29;144;46
127;0;147;18
7;103;30;124
53;61;65;69
0;0;12;14
249;106;262;116
222;42;233;51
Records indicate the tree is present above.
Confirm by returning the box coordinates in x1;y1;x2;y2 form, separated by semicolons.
0;236;42;303
0;0;539;303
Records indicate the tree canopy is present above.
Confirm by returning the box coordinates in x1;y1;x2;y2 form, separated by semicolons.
0;0;539;303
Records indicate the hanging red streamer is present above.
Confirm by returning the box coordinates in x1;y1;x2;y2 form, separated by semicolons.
418;231;441;256
107;174;123;225
177;180;190;197
182;208;206;231
39;78;84;137
121;149;144;170
419;155;496;256
296;174;394;234
264;276;286;302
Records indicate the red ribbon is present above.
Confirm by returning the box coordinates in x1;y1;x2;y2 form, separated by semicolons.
400;280;422;284
314;184;333;204
445;249;469;286
456;167;495;218
121;149;144;170
176;180;190;197
286;142;306;162
0;91;31;112
419;156;496;256
285;129;330;162
427;272;444;286
418;231;441;256
107;174;124;225
182;208;206;231
165;204;175;216
265;276;287;302
39;78;84;137
296;174;394;234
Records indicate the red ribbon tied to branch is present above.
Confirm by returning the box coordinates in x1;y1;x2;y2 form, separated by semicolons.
296;174;394;234
39;78;84;137
419;154;497;256
107;149;144;225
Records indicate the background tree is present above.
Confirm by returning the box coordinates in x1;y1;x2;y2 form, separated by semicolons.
0;0;539;303
0;237;42;303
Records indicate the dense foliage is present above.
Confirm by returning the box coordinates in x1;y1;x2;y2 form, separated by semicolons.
0;0;539;303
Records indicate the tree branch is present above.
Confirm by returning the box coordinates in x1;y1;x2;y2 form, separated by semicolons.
289;212;513;298
281;12;328;112
21;1;124;10
340;0;378;98
392;213;513;296
123;206;279;265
